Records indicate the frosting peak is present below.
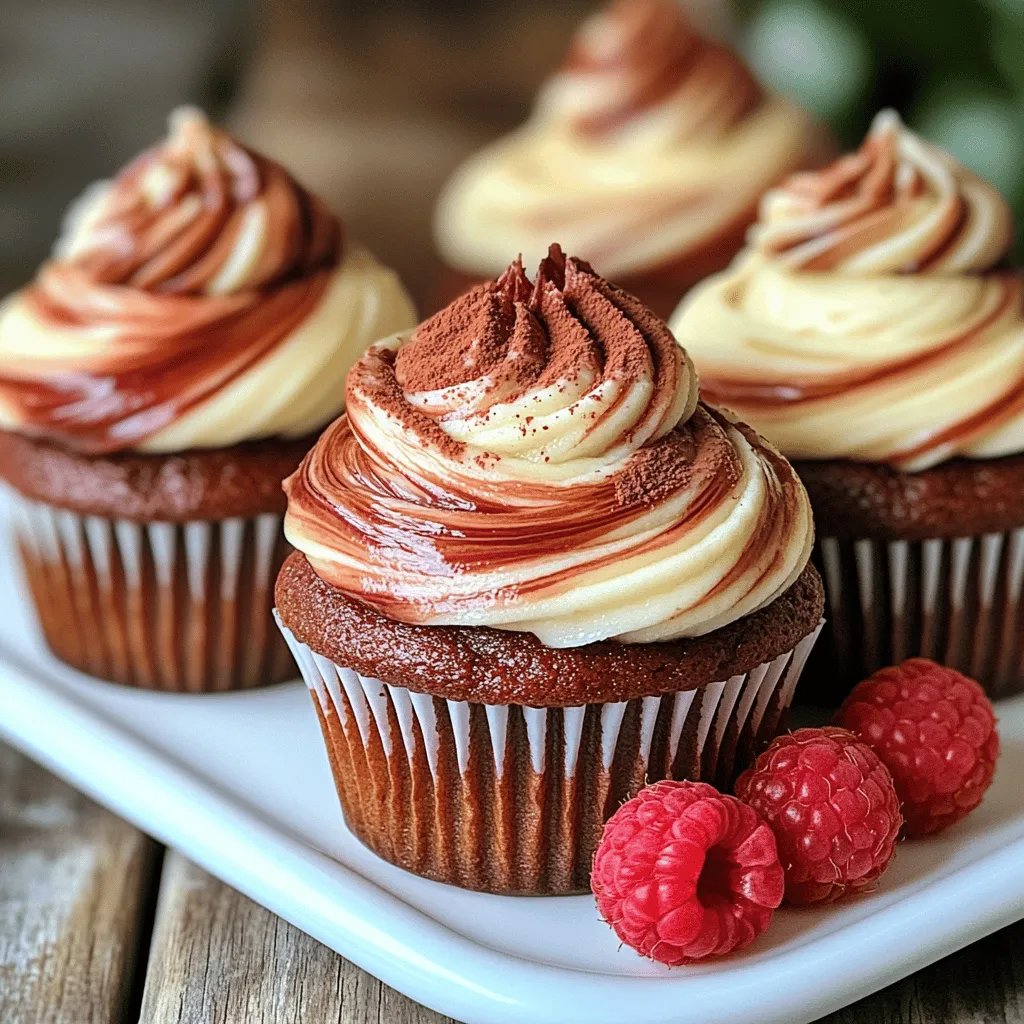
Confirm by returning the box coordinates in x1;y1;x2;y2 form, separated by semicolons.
60;107;341;296
284;248;814;648
0;108;415;454
434;0;823;282
385;245;694;471
534;0;761;141
671;111;1024;472
753;110;1014;275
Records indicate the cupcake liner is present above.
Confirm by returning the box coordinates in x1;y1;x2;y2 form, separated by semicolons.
809;532;1024;703
277;616;822;894
9;489;295;692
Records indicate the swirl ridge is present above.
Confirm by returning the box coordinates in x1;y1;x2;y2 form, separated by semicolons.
0;108;416;454
285;247;814;648
60;106;341;295
753;109;1013;275
535;0;761;141
435;0;823;280
671;110;1024;471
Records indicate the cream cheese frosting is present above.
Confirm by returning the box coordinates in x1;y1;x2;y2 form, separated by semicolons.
434;0;823;281
0;107;416;454
284;246;814;648
670;110;1024;471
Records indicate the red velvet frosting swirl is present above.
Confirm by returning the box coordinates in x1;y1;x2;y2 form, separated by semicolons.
284;246;814;648
544;0;762;140
752;109;1013;274
672;111;1024;471
0;109;415;455
435;0;823;283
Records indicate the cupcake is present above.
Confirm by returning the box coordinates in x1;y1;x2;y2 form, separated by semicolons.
670;110;1024;702
433;0;829;320
275;244;823;894
0;108;416;692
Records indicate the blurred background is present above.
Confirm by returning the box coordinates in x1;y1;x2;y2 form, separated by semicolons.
1;0;1020;310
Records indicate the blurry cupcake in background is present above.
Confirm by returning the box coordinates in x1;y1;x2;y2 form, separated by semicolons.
275;245;824;894
0;108;416;692
671;110;1024;702
433;0;830;319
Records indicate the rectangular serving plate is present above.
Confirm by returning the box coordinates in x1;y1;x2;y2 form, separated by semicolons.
1;529;1023;1024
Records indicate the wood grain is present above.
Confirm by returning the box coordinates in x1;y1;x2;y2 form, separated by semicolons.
5;735;1024;1024
139;851;456;1024
0;742;158;1024
816;918;1024;1024
137;847;1024;1024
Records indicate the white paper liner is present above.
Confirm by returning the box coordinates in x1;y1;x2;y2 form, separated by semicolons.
277;616;823;894
816;532;1024;700
9;489;293;691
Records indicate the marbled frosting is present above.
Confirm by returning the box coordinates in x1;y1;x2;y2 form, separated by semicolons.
671;110;1024;471
285;246;814;648
435;0;824;283
0;108;416;454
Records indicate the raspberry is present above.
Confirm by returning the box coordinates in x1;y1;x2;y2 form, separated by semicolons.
735;727;901;906
836;659;999;838
591;780;784;965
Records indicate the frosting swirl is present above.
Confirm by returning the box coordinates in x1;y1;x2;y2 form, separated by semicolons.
435;0;823;280
752;109;1013;274
671;111;1024;472
534;0;760;141
284;247;814;648
0;108;416;454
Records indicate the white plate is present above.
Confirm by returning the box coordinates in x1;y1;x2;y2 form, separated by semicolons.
0;529;1022;1024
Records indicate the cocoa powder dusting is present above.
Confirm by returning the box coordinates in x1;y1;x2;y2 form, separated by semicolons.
353;347;466;461
532;281;597;390
616;433;693;507
395;259;533;394
368;245;702;474
615;406;741;508
563;262;649;386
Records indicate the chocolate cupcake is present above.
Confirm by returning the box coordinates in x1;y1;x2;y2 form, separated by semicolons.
671;110;1024;702
275;245;823;894
433;0;830;319
0;108;416;691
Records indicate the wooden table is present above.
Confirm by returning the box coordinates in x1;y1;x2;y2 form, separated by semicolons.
2;739;1023;1024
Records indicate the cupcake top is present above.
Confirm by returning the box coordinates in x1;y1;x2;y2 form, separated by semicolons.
283;245;813;649
670;110;1024;472
0;108;416;455
434;0;823;281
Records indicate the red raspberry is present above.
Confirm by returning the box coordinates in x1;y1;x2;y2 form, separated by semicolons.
836;659;999;838
592;780;784;965
735;727;901;906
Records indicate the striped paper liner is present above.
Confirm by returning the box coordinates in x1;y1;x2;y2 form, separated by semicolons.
806;532;1024;704
9;489;295;692
278;617;823;895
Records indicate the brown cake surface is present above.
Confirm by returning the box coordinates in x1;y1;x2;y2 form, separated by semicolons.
276;551;824;705
797;454;1024;541
0;428;316;523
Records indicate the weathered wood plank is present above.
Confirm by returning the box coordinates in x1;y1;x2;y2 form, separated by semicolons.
0;742;158;1024
140;851;1024;1024
4;739;1023;1024
140;852;456;1024
816;917;1024;1023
